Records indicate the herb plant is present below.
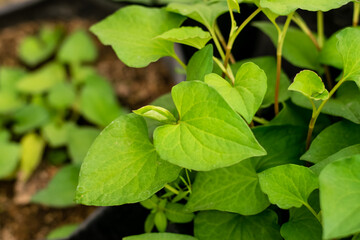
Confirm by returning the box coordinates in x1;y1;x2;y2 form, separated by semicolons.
0;26;124;210
76;0;360;239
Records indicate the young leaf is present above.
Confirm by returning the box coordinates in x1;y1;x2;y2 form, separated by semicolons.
90;6;185;68
0;67;26;92
67;126;100;165
253;22;321;71
46;224;79;240
145;213;155;233
205;62;267;123
13;104;49;134
165;203;194;223
259;0;352;15
123;233;197;240
76;114;181;206
42;121;75;148
166;2;228;30
186;159;270;215
311;144;360;175
233;56;290;108
301;121;360;163
16;62;66;94
258;164;318;209
288;70;329;101
280;191;322;240
194;210;282;240
337;27;360;87
18;26;64;67
0;91;24;114
154;81;266;171
47;82;76;110
19;133;45;181
0;142;20;179
57;29;97;64
319;155;360;239
186;44;213;81
156;27;211;49
227;0;240;12
79;74;124;127
134;105;177;124
154;211;167;232
32;165;80;207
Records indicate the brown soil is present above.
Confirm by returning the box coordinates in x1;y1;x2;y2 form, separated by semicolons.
0;19;174;240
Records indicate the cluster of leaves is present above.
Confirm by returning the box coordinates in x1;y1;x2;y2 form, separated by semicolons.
0;26;123;221
76;0;360;239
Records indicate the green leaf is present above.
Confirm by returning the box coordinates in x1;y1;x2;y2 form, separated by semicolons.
318;30;343;69
291;81;360;124
156;27;211;49
32;165;80;207
154;211;167;232
0;91;24;114
186;44;213;81
0;129;10;142
301;121;360;163
57;29;97;64
288;70;329;101
205;62;267;123
145;213;155;233
76;114;181;206
42;122;75;148
259;0;352;15
154;81;266;171
319;155;360;239
337;27;360;87
47;82;76;110
79;74;123;127
258;164;318;209
134;105;177;124
46;224;79;240
186;159;270;215
166;2;228;29
0;142;20;179
280;191;322;240
0;67;26;92
233;56;290;108
91;6;185;68
194;210;282;240
18;26;63;67
19;133;45;181
13;104;49;134
67;126;100;165
16;62;66;94
165;202;194;223
228;0;240;12
311;144;360;175
253;22;321;71
186;125;306;215
123;233;198;240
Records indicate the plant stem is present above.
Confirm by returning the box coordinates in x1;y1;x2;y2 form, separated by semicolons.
304;202;321;223
292;13;320;50
223;7;261;70
354;2;360;27
274;12;294;115
209;27;226;61
215;24;235;64
213;57;235;83
305;77;347;149
164;184;179;195
253;116;269;125
317;11;324;49
172;54;187;70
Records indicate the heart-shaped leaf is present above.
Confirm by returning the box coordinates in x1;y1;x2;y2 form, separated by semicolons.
319;155;360;239
76;114;181;206
288;70;329;101
205;62;267;123
258;164;318;209
156;26;211;49
90;6;185;68
186;44;213;81
154;81;266;171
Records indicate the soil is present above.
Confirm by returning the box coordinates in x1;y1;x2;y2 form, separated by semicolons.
0;19;175;240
